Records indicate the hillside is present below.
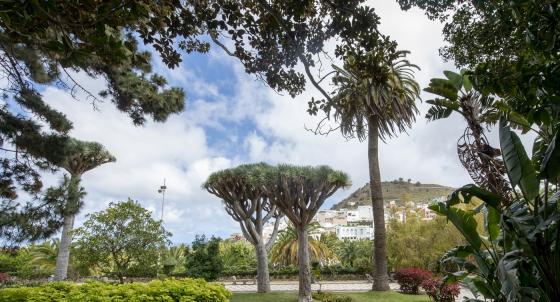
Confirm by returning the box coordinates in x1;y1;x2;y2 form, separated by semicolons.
331;180;454;210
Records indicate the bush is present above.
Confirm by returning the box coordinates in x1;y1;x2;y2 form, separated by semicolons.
0;278;230;302
394;268;432;294
421;278;460;302
312;292;353;302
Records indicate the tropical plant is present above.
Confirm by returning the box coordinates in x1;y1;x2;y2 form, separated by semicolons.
309;49;420;290
266;165;350;302
335;240;372;271
424;70;529;201
53;139;115;281
430;118;560;301
162;244;187;275
28;240;59;272
204;163;282;292
74;199;169;283
270;223;336;267
220;240;257;276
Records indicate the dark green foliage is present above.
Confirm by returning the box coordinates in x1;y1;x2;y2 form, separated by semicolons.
398;0;560;132
184;235;223;281
335;240;372;271
0;279;231;302
0;177;80;245
73;200;170;282
159;0;394;98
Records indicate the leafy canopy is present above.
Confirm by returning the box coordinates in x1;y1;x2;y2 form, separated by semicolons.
74;199;170;281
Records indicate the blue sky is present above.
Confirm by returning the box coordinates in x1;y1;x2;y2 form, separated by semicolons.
38;2;532;244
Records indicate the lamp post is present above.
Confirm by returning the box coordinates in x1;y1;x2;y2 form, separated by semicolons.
158;179;167;221
157;178;167;277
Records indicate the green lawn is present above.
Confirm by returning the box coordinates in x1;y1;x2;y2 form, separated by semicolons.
230;291;430;302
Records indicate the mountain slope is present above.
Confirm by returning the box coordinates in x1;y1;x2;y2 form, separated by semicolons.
331;180;454;210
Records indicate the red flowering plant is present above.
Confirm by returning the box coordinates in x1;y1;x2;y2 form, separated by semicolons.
421;277;461;302
0;272;11;283
394;268;432;294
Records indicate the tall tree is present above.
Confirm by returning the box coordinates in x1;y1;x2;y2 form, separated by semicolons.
74;199;170;283
309;49;420;290
204;163;282;293
266;165;349;302
54;139;115;281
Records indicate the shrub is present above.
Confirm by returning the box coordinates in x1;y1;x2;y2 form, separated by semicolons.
421;277;461;302
394;268;432;294
0;273;10;283
0;278;230;302
312;292;353;302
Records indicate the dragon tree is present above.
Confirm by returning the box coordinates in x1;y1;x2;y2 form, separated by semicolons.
204;163;282;293
54;139;115;281
265;165;350;302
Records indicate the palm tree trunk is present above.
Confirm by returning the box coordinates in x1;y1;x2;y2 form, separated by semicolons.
297;225;312;302
54;213;74;280
255;240;271;293
54;174;80;281
368;119;390;291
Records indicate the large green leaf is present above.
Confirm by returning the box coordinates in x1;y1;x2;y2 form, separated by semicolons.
424;78;458;101
540;132;560;182
499;118;539;201
447;207;482;250
444;70;463;90
486;205;501;241
454;184;502;209
426;105;454;121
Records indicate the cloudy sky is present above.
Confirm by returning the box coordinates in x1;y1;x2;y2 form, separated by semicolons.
39;2;523;244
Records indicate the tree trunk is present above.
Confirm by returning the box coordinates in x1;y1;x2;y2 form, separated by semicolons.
54;213;74;281
54;174;81;281
368;119;390;291
297;225;312;302
255;240;271;293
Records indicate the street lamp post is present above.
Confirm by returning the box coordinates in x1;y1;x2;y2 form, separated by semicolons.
158;179;167;221
157;178;167;277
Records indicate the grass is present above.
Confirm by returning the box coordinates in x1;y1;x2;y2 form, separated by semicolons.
230;291;430;302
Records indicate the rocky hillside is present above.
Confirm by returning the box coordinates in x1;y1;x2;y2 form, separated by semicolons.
331;180;454;210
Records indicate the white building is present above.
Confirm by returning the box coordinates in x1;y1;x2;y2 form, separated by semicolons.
357;205;373;221
335;225;374;240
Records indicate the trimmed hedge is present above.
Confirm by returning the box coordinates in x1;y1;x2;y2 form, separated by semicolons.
0;278;230;302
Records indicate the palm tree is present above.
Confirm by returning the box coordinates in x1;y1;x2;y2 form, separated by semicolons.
54;139;115;281
327;50;420;290
163;244;187;274
270;222;336;267
29;239;60;272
